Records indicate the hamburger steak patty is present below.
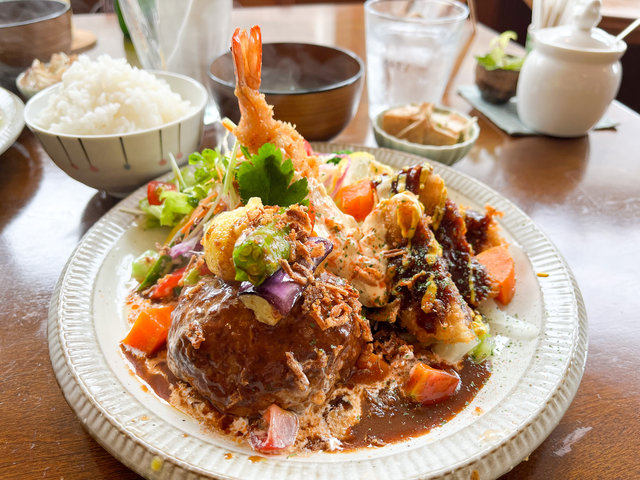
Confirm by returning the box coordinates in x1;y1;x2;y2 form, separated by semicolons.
167;273;370;417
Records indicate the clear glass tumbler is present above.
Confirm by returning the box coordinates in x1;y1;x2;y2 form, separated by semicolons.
118;0;232;124
364;0;469;121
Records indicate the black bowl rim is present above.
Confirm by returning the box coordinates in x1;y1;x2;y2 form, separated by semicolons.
0;0;69;28
209;42;364;95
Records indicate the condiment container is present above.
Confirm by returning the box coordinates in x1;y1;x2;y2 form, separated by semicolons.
516;0;626;137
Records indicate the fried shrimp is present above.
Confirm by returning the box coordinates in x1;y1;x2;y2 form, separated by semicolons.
231;26;317;178
230;26;388;304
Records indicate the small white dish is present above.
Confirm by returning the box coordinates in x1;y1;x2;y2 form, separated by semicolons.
49;144;587;480
24;70;207;197
15;70;41;100
0;87;25;156
372;106;479;166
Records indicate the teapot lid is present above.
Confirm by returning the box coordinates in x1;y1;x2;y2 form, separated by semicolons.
534;0;625;53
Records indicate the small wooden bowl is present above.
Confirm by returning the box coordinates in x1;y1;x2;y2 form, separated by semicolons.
0;0;72;91
209;43;364;141
475;63;520;105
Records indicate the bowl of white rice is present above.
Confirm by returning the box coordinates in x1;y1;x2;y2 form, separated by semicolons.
24;55;207;197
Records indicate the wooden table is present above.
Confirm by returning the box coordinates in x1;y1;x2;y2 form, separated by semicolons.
2;5;639;480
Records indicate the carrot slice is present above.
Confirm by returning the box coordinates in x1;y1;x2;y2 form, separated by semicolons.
475;245;516;304
179;192;218;236
121;305;174;355
335;178;375;222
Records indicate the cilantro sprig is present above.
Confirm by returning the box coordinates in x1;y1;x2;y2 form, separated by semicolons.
236;143;309;207
188;148;227;184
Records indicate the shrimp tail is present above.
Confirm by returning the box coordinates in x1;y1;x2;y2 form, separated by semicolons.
232;26;262;91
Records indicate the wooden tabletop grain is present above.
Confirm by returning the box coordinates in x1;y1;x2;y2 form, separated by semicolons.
1;5;639;480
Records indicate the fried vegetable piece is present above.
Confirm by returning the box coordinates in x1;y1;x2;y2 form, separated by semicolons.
463;205;505;254
383;163;447;228
203;197;264;281
404;362;461;405
391;219;476;345
435;199;493;307
475;245;516;304
233;222;291;285
122;305;174;356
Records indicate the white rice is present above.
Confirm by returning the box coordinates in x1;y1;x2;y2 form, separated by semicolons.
37;55;194;135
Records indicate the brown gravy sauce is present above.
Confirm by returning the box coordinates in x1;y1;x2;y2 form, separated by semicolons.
344;358;490;448
122;346;490;450
122;346;176;403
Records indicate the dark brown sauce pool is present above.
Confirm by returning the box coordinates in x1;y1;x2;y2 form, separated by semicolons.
122;346;175;403
344;358;491;448
122;345;490;449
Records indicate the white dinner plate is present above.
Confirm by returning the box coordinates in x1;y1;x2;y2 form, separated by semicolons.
0;87;25;156
48;144;587;480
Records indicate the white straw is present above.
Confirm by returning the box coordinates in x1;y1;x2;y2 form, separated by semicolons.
548;0;562;27
558;0;576;25
542;0;552;28
532;0;541;29
615;17;640;41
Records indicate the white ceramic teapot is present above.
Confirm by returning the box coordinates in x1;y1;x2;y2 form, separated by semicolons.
517;0;627;137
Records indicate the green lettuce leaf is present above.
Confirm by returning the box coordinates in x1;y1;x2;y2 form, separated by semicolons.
139;190;195;227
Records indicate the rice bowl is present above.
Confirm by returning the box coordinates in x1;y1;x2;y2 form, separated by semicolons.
24;68;207;197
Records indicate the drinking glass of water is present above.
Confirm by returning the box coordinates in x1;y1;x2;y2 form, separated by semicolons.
364;0;469;121
118;0;232;124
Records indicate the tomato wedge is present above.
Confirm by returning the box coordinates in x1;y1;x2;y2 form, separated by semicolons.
249;404;299;453
404;362;460;405
335;178;375;222
150;266;187;300
147;180;177;206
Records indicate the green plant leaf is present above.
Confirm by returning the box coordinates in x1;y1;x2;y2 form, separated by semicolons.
236;143;309;207
476;30;524;71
